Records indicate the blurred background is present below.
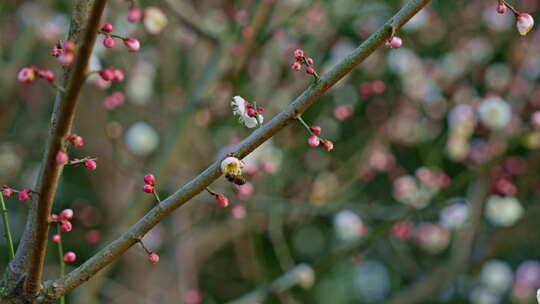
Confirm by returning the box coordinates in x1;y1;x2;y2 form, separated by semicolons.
2;0;540;303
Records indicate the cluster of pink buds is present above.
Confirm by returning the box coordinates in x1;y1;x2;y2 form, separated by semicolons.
385;36;403;49
51;209;74;233
50;208;78;263
17;66;55;83
142;173;156;193
1;186;33;202
99;67;125;82
306;125;334;151
490;156;526;196
291;49;319;78
246;101;265;120
99;23;141;52
55;133;96;170
51;40;76;65
496;1;534;35
103;91;125;110
359;80;386;98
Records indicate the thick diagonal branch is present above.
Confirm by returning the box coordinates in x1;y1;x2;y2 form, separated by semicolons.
45;0;432;298
10;0;108;295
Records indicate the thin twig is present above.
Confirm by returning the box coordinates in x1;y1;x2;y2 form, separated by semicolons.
0;194;15;259
162;0;221;46
44;0;433;299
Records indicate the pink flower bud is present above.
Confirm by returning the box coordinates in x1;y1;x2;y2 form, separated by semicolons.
306;66;316;75
52;234;61;243
99;69;114;81
112;68;125;82
84;159;97;171
63;40;75;52
334;104;354;121
148;252;160;264
322;139;334;151
60;209;74;221
216;194;229;207
18;189;31;202
123;38;140;52
69;134;84;148
86;230;101;244
306;57;314;65
144;174;156;185
56;151;68;164
18;67;36;83
103;35;116;48
496;2;507;14
51;44;62;57
37;69;55;82
143;184;155;193
308;135;320;147
51;214;59;222
128;7;144;23
2;188;13;197
291;62;302;71
372;80;386;94
310;126;322;135
385;36;402;48
391;221;412;240
256;107;265;113
58;52;74;66
294;49;305;59
517;13;534;36
246;108;257;117
59;220;72;232
101;23;113;33
63;251;77;263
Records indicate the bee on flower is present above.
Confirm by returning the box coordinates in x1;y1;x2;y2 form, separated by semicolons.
231;96;264;128
220;156;247;185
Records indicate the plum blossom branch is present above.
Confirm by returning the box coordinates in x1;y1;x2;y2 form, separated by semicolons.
42;0;433;299
0;194;15;259
9;0;108;296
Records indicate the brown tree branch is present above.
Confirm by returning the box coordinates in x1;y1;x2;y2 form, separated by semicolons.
42;0;432;299
6;0;108;296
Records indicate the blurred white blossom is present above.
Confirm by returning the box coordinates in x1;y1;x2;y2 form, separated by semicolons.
125;122;160;156
478;97;511;130
485;195;523;227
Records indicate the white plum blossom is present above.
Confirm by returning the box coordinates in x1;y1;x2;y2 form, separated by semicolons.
144;7;168;34
516;13;534;36
220;156;244;176
439;202;469;230
478;96;511;130
333;210;366;241
536;288;540;304
125;122;160;156
480;260;513;292
485;195;523;227
231;96;264;128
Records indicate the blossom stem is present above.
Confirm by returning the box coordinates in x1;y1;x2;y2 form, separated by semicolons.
50;82;66;93
67;157;97;166
97;30;125;40
56;225;65;304
500;0;519;15
296;116;315;136
0;194;15;259
153;188;161;204
205;187;217;196
138;239;151;254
